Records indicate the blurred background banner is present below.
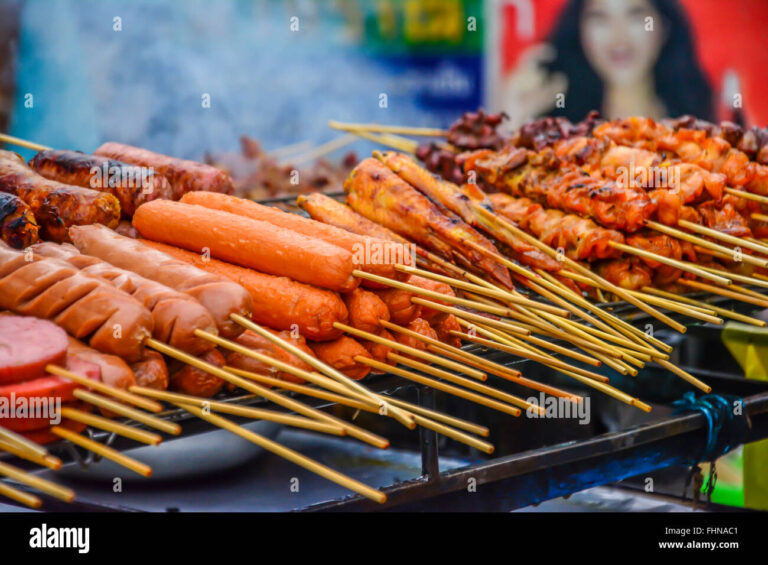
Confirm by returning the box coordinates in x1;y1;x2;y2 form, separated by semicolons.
0;0;767;160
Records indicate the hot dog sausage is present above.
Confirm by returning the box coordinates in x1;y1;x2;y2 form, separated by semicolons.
94;142;234;199
374;288;422;326
69;224;252;339
0;150;120;242
33;241;218;355
140;240;348;341
395;318;438;361
224;329;316;384
132;200;360;292
0;193;39;249
131;350;168;391
308;336;372;380
29;149;174;217
343;288;389;334
0;242;153;361
168;348;226;398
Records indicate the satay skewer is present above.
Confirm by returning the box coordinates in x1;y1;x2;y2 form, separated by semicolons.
0;427;48;459
0;481;42;509
0;440;62;470
641;287;767;327
50;427;152;477
0;460;75;502
60;408;162;446
72;390;181;435
677;279;768;308
328;120;447;137
678;219;768;256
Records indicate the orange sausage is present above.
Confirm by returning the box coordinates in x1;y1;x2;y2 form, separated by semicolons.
308;336;372;380
343;288;390;334
224;329;316;384
168;349;226;398
181;192;413;286
375;288;422;326
431;313;462;349
133;200;360;292
405;275;456;321
131;350;169;391
395;318;438;361
140;240;348;341
360;328;396;370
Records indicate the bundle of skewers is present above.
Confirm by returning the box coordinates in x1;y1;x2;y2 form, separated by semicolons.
2;108;765;509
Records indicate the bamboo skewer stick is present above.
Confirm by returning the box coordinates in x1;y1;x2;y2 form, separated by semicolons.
425;343;581;401
345;129;419;154
752;213;768;223
386;352;543;413
46;364;163;413
724;282;768;302
725;187;768;205
646;220;768;268
379;319;528;373
145;338;391;448
355;356;522;417
452;330;610;383
0;460;75;502
334;322;488;380
176;402;386;503
231;316;415;429
0;132;50;151
678;219;768;256
0;426;48;458
50;427;152;477
353;269;533;318
287;134;358;166
60;408;163;446
72;390;181;436
641;287;767;327
267;139;313;159
677;279;768;308
655;358;711;393
696;265;768;289
224;367;491;438
0;440;62;470
0;481;42;509
607;241;731;285
409;297;532;336
127;388;344;436
394;264;570;316
328;120;447;137
475;207;684;332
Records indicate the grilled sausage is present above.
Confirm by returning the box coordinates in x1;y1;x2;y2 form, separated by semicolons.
131;350;168;391
0;150;120;242
168;348;226;398
374;288;422;326
0;241;153;361
133;199;360;292
224;329;316;384
181;191;413;286
0;193;39;249
359;328;396;369
29;149;174;217
66;337;136;390
33;241;218;355
140;240;348;341
395;318;438;361
405;275;456;321
343;288;390;334
308;336;372;380
69;224;252;339
94;142;234;199
431;313;462;349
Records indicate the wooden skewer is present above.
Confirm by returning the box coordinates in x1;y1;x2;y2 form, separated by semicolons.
751;213;768;223
386;351;543;413
176;402;386;503
452;329;610;383
677;279;768;308
223;366;491;438
409;297;532;336
72;390;181;436
355;356;522;417
0;460;75;502
0;440;62;470
287;133;358;166
328;120;447;137
607;241;731;285
267;139;313;159
344;129;419;154
394;264;570;317
725;187;768;206
655;358;711;393
0;481;42;509
334;321;488;380
379;318;527;374
126;388;344;436
678;219;768;257
475;207;684;332
144;339;391;448
46;364;163;413
620;291;723;324
60;407;163;446
722;282;768;302
0;132;51;151
0;426;48;458
50;427;152;477
696;265;768;289
230;316;416;429
426;343;582;401
353;269;531;319
646;220;768;268
641;287;767;327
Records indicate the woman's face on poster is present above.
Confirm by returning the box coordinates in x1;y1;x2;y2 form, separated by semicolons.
580;0;664;86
